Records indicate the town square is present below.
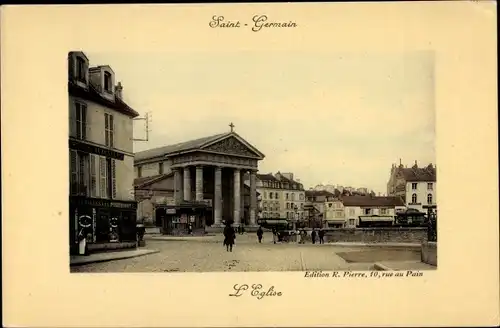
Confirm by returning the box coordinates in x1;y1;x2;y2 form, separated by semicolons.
68;51;437;273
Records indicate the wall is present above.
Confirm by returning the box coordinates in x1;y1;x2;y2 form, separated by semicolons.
69;95;135;202
69;96;134;154
406;181;436;212
323;227;428;243
135;159;173;178
421;241;437;266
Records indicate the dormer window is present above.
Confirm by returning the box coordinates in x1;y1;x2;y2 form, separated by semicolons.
76;56;86;82
104;72;112;93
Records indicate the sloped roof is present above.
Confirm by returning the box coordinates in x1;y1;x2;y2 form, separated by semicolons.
134;132;265;162
397;164;436;182
305;190;336;197
256;173;279;182
134;173;173;188
278;175;304;190
342;195;405;207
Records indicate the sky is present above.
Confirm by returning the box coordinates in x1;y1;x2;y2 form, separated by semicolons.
87;51;435;194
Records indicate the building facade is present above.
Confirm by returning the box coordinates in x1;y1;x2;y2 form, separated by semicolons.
134;130;264;230
342;195;405;227
255;172;306;221
304;190;339;227
387;160;437;212
68;51;139;252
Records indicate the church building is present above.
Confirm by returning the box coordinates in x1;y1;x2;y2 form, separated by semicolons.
133;125;265;233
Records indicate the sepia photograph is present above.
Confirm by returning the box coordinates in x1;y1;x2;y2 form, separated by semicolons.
68;50;438;273
4;2;498;327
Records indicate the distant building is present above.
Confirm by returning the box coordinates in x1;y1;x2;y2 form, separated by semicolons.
387;160;437;212
255;172;306;220
342;195;406;228
304;190;341;228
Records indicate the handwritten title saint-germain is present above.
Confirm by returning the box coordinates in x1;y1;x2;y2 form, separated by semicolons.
209;15;298;32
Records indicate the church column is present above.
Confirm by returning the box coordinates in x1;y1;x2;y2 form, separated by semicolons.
173;168;183;204
249;170;257;226
233;168;241;226
214;166;222;226
195;166;204;201
240;170;245;225
183;166;191;201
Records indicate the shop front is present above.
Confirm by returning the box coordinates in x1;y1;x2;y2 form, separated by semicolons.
158;201;211;235
69;196;138;254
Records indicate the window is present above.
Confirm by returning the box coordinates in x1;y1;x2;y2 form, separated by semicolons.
99;157;108;198
137;166;142;178
270;192;273;200
104;72;112;92
427;183;433;190
412;193;417;203
412;183;418;190
380;208;387;215
427;193;433;204
75;102;87;140
105;113;114;148
90;155;97;197
286;203;290;209
291;193;295;201
286;193;289;200
76;56;86;82
349;219;355;226
299;194;304;200
364;208;371;215
275;192;279;199
328;203;332;208
70;150;91;196
159;162;164;174
349;208;355;215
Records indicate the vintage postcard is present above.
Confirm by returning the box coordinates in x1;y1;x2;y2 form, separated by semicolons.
2;2;498;327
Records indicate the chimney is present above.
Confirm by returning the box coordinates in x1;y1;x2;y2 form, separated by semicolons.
115;81;123;99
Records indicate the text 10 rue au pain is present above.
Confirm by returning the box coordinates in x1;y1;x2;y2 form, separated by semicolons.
305;271;425;278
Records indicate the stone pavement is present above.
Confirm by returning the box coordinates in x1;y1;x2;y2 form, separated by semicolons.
70;249;160;266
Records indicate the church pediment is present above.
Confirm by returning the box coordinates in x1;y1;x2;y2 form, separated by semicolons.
201;135;264;159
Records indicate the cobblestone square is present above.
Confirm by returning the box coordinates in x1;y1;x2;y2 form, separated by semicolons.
70;233;409;273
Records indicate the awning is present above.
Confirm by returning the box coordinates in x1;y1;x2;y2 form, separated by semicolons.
325;219;346;223
257;219;289;225
359;216;394;222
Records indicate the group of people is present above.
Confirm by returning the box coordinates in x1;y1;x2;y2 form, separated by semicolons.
222;223;327;252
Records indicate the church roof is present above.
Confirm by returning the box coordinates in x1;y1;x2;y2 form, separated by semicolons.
134;131;265;163
135;133;227;162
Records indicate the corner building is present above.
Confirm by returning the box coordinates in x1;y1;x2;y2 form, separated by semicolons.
68;52;139;253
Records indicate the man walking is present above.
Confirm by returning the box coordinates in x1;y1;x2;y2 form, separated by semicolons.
311;228;317;244
257;226;263;243
223;222;236;252
318;228;325;244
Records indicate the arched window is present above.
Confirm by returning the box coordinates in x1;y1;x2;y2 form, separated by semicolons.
412;193;417;203
427;193;433;204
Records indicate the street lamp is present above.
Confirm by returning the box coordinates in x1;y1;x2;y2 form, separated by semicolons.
293;204;298;231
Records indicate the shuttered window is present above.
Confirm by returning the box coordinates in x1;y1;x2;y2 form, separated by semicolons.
105;113;114;148
70;150;78;195
111;159;117;199
99;156;107;198
75;102;87;140
90;155;98;197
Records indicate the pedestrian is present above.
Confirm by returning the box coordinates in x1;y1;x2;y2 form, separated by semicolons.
188;224;193;235
318;228;325;244
296;229;301;244
272;227;277;244
223;222;236;252
257;226;263;243
311;228;317;244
